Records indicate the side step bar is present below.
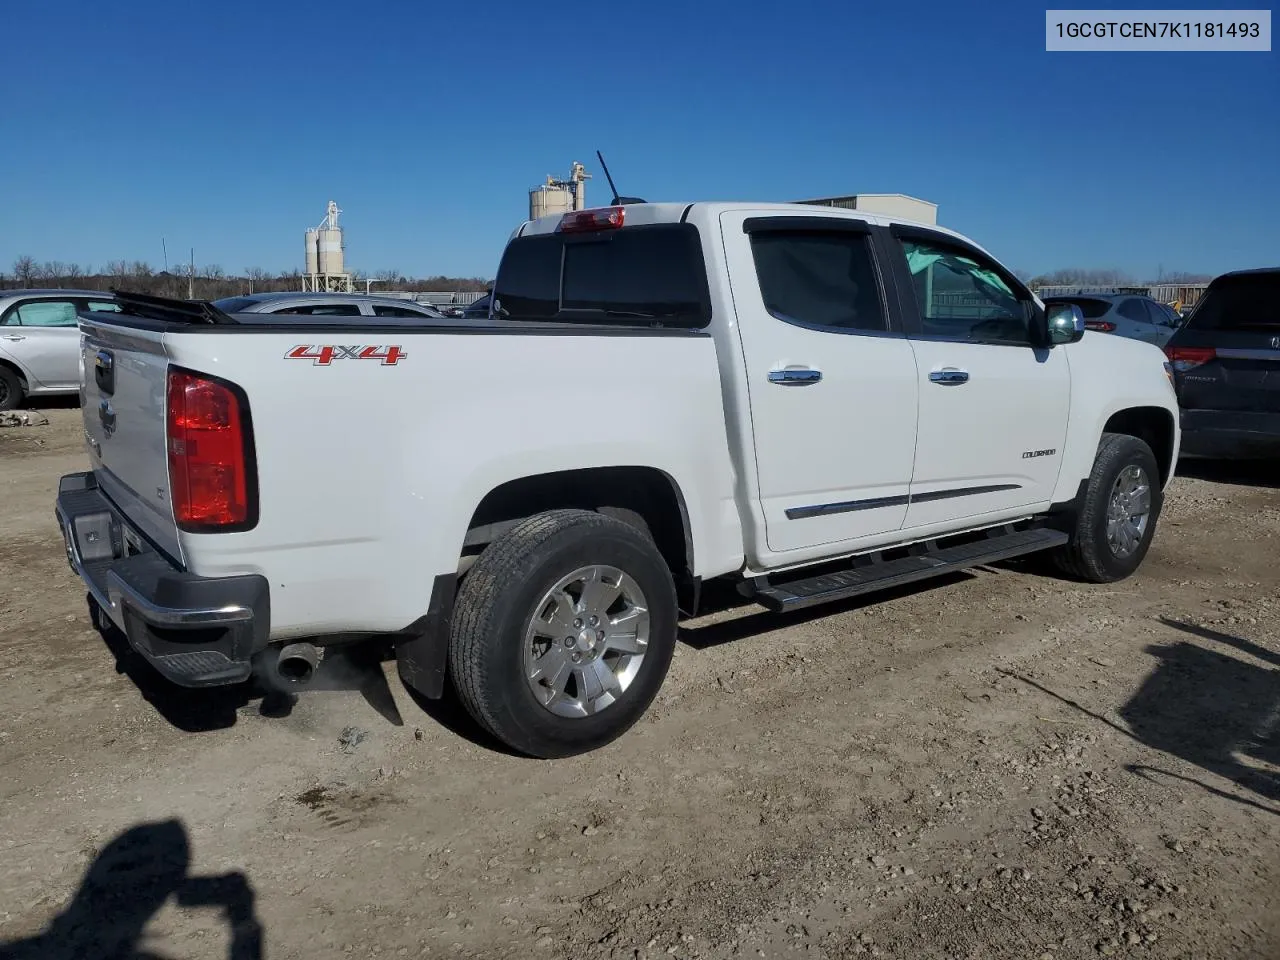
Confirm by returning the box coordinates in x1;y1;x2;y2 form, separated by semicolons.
750;525;1069;613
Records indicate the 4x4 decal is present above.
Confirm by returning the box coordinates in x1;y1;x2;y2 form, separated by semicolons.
285;345;407;366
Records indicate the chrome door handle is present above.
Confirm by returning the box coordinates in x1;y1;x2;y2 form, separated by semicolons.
929;368;969;385
2;334;25;341
768;368;822;385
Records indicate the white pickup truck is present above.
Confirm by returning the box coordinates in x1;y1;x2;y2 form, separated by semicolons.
56;202;1179;757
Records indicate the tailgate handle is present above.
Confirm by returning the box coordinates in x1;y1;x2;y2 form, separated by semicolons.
98;399;116;435
94;350;115;395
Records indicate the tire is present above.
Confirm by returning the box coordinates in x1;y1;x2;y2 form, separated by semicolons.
0;367;23;412
449;509;678;758
1052;433;1163;583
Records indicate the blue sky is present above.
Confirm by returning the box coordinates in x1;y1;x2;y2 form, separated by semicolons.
5;0;1277;280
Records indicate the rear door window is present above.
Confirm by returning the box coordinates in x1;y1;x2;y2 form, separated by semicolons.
748;231;887;332
1185;274;1280;331
11;300;79;326
494;224;711;328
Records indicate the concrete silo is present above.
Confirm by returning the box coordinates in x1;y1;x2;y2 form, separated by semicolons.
528;162;592;222
302;200;352;293
304;228;320;276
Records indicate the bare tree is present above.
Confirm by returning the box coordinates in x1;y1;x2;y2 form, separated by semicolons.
130;261;154;279
64;263;86;281
13;256;37;286
202;264;226;281
106;260;131;281
245;267;272;294
38;261;68;283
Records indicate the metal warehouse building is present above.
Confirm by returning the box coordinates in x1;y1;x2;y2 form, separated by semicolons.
795;193;938;225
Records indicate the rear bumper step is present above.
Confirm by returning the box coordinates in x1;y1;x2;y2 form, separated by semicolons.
750;525;1068;612
55;472;270;687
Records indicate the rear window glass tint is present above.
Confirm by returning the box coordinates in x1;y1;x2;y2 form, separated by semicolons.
494;224;711;328
212;297;260;312
1046;297;1111;320
1186;275;1280;331
493;238;560;318
1118;299;1148;322
750;231;886;332
372;305;430;318
272;304;363;316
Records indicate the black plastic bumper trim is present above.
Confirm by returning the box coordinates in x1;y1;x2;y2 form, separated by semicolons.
55;471;270;688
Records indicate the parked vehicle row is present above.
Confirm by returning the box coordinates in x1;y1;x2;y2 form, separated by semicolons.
211;292;448;319
1163;268;1280;459
0;291;460;409
1040;292;1184;348
0;289;120;410
57;200;1180;758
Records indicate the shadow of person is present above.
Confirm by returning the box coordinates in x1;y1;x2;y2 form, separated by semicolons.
1119;620;1280;803
0;820;263;960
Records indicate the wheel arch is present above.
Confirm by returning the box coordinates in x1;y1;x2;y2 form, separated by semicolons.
0;357;29;388
464;465;694;581
1102;406;1176;486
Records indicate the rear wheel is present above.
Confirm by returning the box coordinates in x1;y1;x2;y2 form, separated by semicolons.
1052;433;1163;583
0;367;23;411
448;509;678;758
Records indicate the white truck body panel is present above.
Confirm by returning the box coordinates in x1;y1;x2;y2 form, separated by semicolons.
69;201;1179;645
128;327;744;638
716;208;920;554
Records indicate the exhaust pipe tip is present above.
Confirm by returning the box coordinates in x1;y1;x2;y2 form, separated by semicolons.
275;642;319;687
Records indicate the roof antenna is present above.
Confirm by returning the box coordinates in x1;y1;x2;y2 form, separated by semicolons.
596;150;646;205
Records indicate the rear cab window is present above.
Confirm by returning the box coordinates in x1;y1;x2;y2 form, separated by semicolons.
493;223;712;328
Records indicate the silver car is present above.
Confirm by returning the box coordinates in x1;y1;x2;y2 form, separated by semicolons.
211;292;447;319
1040;293;1183;348
0;289;119;410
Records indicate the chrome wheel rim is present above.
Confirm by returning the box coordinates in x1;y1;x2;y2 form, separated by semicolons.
1105;464;1152;559
523;564;650;718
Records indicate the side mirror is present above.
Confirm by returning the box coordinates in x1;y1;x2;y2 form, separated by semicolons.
1046;302;1085;345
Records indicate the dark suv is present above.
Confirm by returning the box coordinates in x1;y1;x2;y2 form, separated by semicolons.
1164;268;1280;459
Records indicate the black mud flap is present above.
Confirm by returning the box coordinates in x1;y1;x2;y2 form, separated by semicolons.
394;574;455;699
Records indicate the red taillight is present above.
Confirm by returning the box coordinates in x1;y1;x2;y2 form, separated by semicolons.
166;368;255;531
558;206;625;233
1164;345;1216;371
1085;320;1116;332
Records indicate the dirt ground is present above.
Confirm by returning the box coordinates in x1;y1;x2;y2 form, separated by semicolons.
1;406;1277;960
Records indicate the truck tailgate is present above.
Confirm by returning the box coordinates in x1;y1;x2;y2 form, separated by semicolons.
79;316;182;563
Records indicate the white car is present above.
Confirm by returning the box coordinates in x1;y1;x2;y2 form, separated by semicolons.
0;290;119;410
57;202;1180;757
